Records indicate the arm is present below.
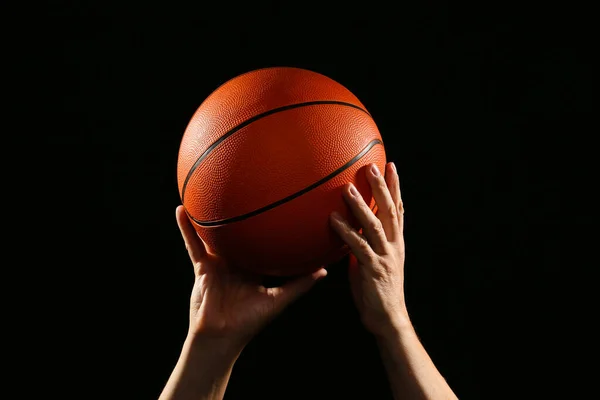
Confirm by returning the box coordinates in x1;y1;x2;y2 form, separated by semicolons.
330;162;457;400
158;335;241;400
375;319;457;400
159;206;327;400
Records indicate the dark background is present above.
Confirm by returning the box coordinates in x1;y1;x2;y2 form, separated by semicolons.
31;1;591;399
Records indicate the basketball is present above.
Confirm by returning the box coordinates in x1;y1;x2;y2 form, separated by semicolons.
177;67;386;276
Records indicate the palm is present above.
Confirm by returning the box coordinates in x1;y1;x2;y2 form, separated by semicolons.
191;263;279;339
176;205;326;343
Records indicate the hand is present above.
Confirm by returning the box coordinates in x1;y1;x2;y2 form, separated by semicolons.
329;165;459;400
329;162;408;337
175;206;327;350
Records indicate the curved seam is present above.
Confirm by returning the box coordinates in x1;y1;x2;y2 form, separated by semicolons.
181;100;371;201
187;139;382;227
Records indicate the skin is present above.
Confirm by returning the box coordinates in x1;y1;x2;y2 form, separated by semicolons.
159;162;457;400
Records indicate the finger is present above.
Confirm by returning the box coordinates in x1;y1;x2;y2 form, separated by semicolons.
175;206;208;274
385;161;404;235
368;163;400;242
330;212;378;265
269;268;328;313
390;163;404;234
342;182;388;254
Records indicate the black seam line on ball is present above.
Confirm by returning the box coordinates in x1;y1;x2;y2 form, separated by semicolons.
181;100;371;201
185;201;376;229
189;139;382;227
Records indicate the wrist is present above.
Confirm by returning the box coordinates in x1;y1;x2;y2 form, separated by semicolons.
184;331;245;364
370;311;415;342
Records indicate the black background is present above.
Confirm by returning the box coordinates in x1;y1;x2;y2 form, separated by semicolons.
30;1;592;399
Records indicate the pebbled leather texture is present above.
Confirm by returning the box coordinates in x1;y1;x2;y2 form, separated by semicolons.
177;67;367;196
177;67;386;276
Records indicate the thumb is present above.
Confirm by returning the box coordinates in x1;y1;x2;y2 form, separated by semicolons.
176;205;209;275
270;268;327;313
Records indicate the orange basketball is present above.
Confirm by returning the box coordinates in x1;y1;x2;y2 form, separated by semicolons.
177;67;386;276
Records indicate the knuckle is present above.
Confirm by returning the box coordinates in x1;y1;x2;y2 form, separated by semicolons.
356;202;370;217
367;218;383;234
386;204;397;219
359;200;372;212
398;200;404;213
357;236;372;253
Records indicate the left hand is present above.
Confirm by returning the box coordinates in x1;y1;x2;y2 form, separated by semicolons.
175;206;327;350
329;162;409;338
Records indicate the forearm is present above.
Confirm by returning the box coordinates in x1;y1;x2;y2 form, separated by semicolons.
158;333;243;400
375;318;458;400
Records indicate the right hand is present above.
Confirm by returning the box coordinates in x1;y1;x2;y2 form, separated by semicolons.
329;162;410;337
176;206;327;350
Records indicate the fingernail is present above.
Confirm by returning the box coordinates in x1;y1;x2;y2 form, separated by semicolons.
331;211;342;221
371;164;380;177
349;184;360;197
391;162;397;173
